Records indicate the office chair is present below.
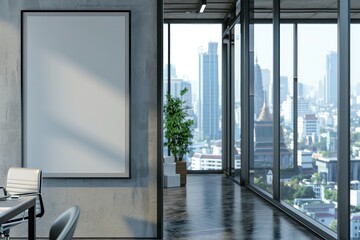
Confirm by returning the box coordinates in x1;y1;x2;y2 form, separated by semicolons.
49;206;80;240
0;167;45;239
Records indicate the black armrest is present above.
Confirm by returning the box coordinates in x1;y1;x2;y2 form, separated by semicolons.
13;192;37;196
11;192;45;218
0;187;8;196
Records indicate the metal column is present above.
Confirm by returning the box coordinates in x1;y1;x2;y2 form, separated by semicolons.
337;0;350;238
293;24;298;170
240;0;251;185
273;0;280;201
157;1;164;238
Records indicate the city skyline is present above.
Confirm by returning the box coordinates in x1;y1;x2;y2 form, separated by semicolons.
168;24;360;100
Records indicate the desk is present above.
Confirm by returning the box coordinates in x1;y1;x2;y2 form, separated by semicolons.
0;196;36;240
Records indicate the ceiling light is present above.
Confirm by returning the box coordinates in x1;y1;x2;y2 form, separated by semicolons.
199;0;207;13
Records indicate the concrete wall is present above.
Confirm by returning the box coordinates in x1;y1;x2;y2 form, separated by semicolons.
0;0;159;238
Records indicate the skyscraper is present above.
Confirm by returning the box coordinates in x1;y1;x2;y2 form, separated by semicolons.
280;76;289;104
254;58;264;118
261;68;271;106
281;96;312;128
199;42;220;140
164;64;177;79
318;79;324;101
325;52;337;106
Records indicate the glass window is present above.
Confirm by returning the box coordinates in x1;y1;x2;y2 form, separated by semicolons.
233;22;241;180
163;24;169;156
250;24;273;194
279;24;296;204
350;23;360;239
279;24;338;232
170;24;222;170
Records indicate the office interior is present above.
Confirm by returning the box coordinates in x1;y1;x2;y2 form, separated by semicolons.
0;0;359;239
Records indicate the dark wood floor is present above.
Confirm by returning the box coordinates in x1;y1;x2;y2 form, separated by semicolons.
164;174;323;240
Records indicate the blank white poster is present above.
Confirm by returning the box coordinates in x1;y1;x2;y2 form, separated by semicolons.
22;11;130;178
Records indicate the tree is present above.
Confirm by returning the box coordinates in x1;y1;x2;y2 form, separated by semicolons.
280;182;296;201
254;175;272;193
291;174;302;183
312;158;317;168
293;186;316;199
164;88;194;162
314;137;327;151
311;173;321;184
319;150;330;157
351;205;360;213
351;132;360;144
287;174;303;189
324;189;337;201
329;220;337;232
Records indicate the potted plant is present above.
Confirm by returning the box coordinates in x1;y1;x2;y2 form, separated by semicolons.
164;88;194;186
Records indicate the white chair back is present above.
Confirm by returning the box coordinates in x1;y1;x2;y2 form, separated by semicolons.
0;167;45;238
6;167;42;195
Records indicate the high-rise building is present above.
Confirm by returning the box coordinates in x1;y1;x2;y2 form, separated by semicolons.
326;130;337;153
261;68;271;105
199;42;220;140
299;82;305;98
297;150;315;176
254;58;264;118
298;114;320;142
325;52;337;106
191;153;222;170
280;76;289;104
281;96;312;127
316;157;360;183
281;95;294;128
318;79;324;102
164;63;177;79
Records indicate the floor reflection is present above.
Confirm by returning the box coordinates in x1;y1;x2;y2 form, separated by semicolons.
164;174;322;240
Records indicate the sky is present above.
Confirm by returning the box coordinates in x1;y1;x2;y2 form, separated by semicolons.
164;24;222;99
165;23;360;98
165;24;222;81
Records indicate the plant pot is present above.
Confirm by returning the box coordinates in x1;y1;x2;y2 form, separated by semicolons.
176;161;187;186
